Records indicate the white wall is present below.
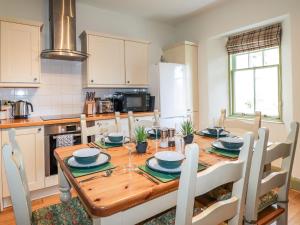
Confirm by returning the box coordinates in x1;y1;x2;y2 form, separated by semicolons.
0;0;176;116
175;0;300;178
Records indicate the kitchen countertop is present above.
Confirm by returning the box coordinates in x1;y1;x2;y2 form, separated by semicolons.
0;112;154;129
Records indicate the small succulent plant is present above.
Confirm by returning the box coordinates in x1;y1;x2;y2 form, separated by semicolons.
135;126;148;143
181;120;194;136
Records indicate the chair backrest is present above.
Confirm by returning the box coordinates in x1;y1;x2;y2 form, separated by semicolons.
2;129;32;225
245;122;299;223
175;132;254;225
80;114;119;144
219;109;261;139
128;110;160;139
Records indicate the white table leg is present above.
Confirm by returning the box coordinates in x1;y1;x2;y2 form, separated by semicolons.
58;165;71;203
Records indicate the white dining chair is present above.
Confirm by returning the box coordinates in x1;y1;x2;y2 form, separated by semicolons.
2;129;92;225
128;110;160;139
245;122;299;225
218;109;261;139
80;114;120;144
142;131;254;225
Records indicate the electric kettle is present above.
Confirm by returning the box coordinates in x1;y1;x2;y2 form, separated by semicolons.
11;100;34;119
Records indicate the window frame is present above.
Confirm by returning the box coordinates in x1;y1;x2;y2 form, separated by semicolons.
228;47;283;121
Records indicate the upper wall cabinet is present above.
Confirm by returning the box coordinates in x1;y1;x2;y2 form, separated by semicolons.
125;41;148;86
0;18;43;87
81;31;150;88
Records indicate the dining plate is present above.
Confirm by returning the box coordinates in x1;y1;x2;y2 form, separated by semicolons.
201;129;230;137
67;152;111;168
146;157;181;174
212;141;241;152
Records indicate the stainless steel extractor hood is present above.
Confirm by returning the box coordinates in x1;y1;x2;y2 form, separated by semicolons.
41;0;88;61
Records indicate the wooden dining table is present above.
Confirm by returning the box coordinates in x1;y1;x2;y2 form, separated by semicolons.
54;135;235;225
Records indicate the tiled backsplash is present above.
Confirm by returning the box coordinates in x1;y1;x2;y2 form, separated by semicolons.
0;59;146;117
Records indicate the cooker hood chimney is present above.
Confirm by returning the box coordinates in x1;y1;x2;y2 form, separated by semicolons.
41;0;88;61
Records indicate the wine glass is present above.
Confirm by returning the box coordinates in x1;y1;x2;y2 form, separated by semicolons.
123;132;136;172
152;124;160;153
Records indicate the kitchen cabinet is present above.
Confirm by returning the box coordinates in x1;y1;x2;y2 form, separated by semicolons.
1;126;45;198
85;35;125;86
0;18;43;87
125;41;148;86
163;41;199;130
81;31;150;88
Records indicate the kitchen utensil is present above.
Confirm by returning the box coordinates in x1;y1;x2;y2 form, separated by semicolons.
135;170;160;185
11;100;33;119
154;151;185;169
79;169;113;184
73;148;100;164
160;128;169;148
168;128;176;147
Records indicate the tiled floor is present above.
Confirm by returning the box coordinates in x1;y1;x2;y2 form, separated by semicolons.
1;190;300;224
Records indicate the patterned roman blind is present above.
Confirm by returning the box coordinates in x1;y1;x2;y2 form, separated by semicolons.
226;23;282;55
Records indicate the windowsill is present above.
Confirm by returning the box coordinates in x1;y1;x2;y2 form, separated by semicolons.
227;115;284;124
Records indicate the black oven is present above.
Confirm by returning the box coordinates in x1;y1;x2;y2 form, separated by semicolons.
113;92;155;112
44;123;82;176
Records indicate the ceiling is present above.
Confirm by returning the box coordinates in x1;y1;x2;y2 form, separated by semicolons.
78;0;227;24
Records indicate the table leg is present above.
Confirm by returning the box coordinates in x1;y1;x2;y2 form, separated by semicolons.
58;165;71;203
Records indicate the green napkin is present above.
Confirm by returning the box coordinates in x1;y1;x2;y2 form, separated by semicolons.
139;163;207;183
94;140;122;149
207;147;239;158
65;157;116;178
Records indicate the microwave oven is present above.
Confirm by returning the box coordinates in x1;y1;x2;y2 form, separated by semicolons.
112;92;155;112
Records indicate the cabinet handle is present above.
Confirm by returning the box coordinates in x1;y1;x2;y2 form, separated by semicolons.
37;128;42;132
127;81;130;84
91;79;94;83
34;77;38;82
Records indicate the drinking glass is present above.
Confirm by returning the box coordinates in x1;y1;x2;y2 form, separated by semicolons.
123;133;136;172
152;124;160;153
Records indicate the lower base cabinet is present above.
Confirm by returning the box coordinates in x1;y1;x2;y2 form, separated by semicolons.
1;126;45;198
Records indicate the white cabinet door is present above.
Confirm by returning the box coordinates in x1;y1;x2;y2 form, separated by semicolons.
125;41;148;86
0;21;40;85
1;126;44;198
88;36;125;85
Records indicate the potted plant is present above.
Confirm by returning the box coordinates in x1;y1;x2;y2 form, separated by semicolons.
135;126;148;153
181;120;194;144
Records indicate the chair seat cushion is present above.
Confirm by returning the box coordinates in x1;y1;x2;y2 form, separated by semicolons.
208;187;278;212
140;201;204;225
32;197;92;225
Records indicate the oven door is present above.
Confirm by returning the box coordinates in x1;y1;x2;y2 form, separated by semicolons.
123;93;148;112
45;132;81;176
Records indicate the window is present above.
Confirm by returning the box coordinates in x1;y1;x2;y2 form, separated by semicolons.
229;47;282;119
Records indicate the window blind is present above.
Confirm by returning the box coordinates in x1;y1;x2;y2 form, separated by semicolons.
226;23;282;55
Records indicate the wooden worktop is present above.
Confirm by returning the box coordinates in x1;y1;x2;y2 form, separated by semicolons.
54;136;233;217
0;112;154;129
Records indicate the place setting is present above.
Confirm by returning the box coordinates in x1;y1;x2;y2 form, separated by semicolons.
207;136;244;158
65;147;116;178
93;132;130;149
138;150;207;183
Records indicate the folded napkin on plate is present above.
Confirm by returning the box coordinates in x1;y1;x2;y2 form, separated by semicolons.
139;163;207;183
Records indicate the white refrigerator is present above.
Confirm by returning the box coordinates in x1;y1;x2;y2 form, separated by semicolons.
149;63;190;128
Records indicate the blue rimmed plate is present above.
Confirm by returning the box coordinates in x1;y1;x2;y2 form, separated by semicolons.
146;157;182;174
67;152;111;168
211;141;241;152
200;129;230;138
